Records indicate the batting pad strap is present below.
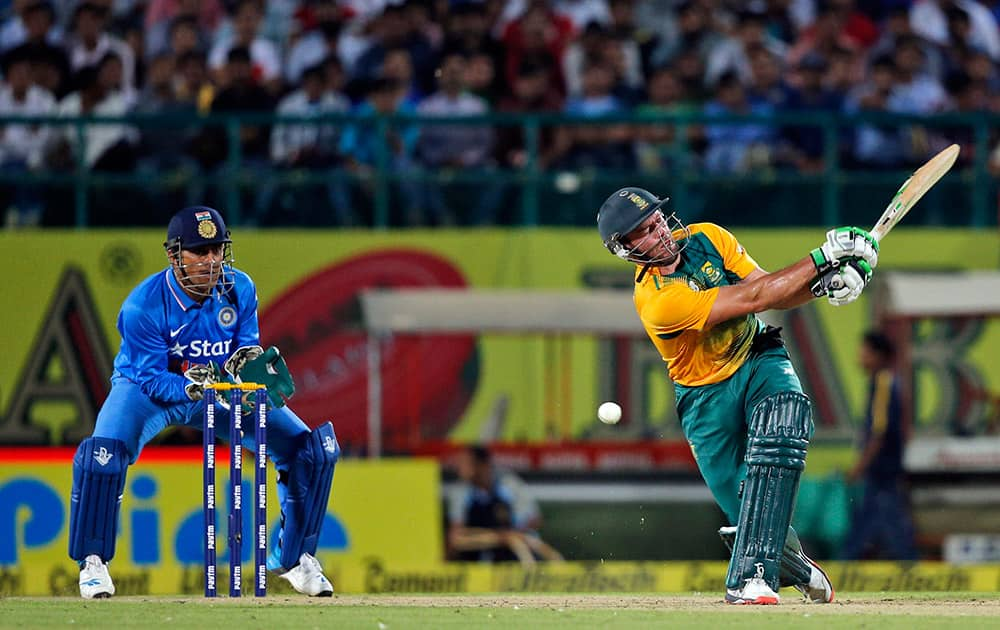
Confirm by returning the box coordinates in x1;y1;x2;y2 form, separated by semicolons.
746;436;809;470
69;437;129;562
278;422;340;569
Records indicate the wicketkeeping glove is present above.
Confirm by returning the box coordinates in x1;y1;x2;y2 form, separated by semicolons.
224;345;264;380
237;346;295;408
183;361;224;401
810;226;879;277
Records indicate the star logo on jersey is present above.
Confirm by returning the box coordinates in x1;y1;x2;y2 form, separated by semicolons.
783;366;795;375
169;341;189;356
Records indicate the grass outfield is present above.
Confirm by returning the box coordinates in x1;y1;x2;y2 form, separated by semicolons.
2;593;1000;629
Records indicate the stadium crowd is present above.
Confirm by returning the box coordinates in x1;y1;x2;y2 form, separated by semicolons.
0;0;998;227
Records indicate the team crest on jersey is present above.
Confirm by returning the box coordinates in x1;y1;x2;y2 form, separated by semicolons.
218;306;236;327
198;219;218;239
700;261;723;284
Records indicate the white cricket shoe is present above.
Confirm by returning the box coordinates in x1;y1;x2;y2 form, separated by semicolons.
276;552;333;597
725;577;780;605
794;555;835;603
79;554;115;599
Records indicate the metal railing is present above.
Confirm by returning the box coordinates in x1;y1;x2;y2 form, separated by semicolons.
0;110;995;228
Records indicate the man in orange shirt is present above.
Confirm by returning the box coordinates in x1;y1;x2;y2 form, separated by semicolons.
597;187;877;604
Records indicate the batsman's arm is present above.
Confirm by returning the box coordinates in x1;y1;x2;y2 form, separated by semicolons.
703;258;819;328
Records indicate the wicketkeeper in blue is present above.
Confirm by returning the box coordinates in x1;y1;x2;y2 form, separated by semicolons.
69;206;339;598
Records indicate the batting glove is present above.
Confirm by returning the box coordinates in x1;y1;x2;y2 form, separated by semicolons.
811;227;879;277
811;259;872;306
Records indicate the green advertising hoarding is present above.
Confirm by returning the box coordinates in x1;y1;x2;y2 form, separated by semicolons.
1;228;999;452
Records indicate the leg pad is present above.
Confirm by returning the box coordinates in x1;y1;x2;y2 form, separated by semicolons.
69;437;129;562
278;422;339;569
725;392;812;590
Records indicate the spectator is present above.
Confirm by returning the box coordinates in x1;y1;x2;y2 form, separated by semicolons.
0;44;56;227
869;7;944;80
841;330;918;561
166;15;204;58
116;13;147;91
97;51;137;107
780;52;843;172
464;49;500;105
910;0;1000;63
964;49;1000;94
648;0;722;69
173;50;214;114
13;40;69;99
945;70;987;168
66;2;136;94
550;0;611;32
338;77;421;226
843;55;910;169
825;44;864;97
787;0;867;72
634;65;701;173
494;57;567;171
702;71;776;173
564;21;613;98
446;445;562;567
380;46;424;107
403;0;444;50
268;62;353;226
442;1;504;69
145;0;224;54
209;46;273;158
284;3;342;86
891;36;946;113
0;0;63;54
351;4;437;97
745;43;788;108
202;46;275;218
208;0;281;93
602;33;645;106
133;53;202;209
45;64;140;225
672;47;710;104
10;1;70;97
502;0;573;98
414;48;501;226
49;65;137;173
705;6;786;88
557;59;634;171
607;0;659;79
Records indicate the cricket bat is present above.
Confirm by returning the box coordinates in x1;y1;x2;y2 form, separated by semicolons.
870;144;960;241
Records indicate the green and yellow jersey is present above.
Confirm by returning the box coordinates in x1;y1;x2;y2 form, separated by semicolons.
633;222;763;386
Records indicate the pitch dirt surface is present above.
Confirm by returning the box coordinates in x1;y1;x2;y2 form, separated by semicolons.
3;593;1000;629
328;592;1000;613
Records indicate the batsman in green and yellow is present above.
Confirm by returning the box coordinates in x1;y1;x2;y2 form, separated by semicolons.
597;187;879;605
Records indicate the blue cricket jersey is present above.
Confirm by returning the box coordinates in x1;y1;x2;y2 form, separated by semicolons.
862;368;905;480
110;267;260;403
